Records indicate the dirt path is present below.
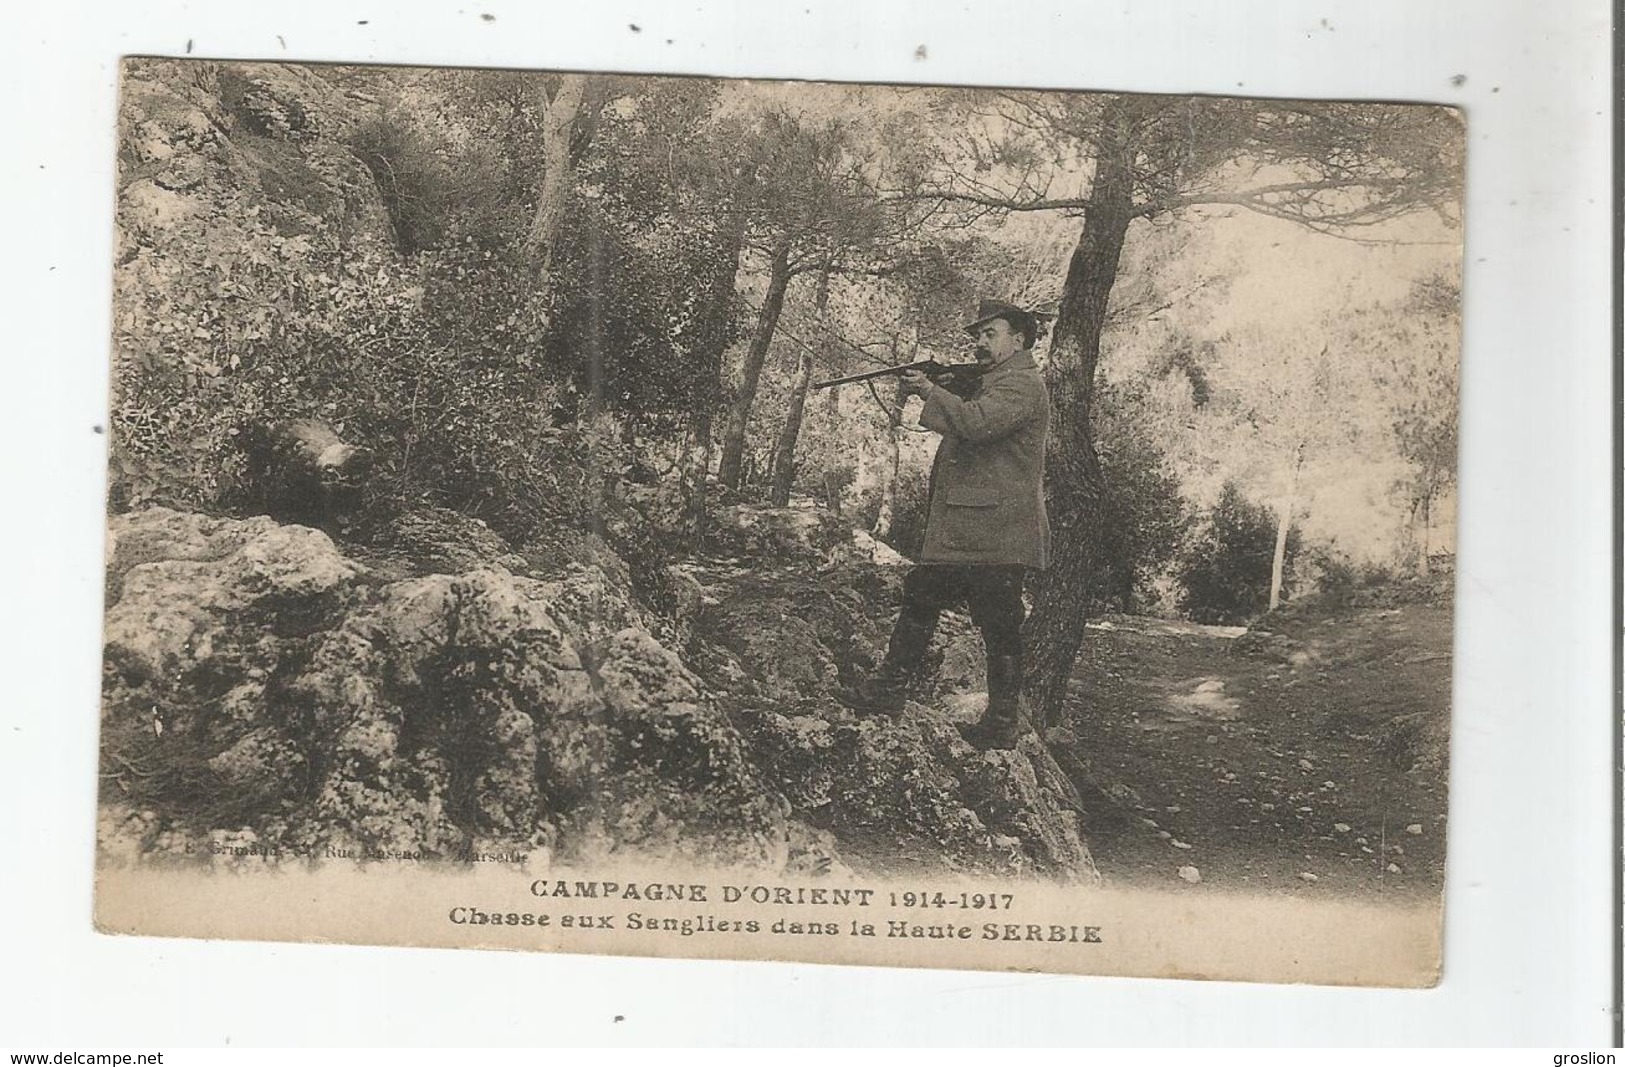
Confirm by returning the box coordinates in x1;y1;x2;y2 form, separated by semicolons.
1065;596;1452;901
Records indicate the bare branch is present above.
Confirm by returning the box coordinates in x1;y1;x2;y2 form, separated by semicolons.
884;188;1092;213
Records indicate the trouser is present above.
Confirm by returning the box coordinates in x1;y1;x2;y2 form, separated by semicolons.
886;564;1027;667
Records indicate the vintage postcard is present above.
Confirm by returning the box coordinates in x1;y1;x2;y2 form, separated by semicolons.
96;57;1462;986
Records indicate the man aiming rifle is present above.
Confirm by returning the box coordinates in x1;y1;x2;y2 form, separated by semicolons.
835;300;1051;750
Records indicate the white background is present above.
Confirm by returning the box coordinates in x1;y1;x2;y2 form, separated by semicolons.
0;0;1614;1047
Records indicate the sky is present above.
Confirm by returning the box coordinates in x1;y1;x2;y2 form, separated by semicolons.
1138;205;1461;563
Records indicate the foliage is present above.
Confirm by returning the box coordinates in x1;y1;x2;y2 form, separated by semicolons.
110;195;602;538
1177;481;1301;624
1089;381;1191;612
111;198;396;511
543;200;726;426
112;61;1462;646
346;111;510;254
1368;273;1461;554
1299;543;1398;608
112;65;742;544
923;94;1463;234
346;114;448;253
876;465;932;560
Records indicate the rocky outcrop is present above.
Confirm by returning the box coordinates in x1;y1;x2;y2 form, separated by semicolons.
109;60;407;514
1228;628;1305;662
363;507;529;578
692;557;1100;882
733;704;1094;879
116;60;392;253
99;508;785;868
100;505;1099;884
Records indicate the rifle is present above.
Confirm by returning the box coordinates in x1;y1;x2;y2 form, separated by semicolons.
812;359;989;400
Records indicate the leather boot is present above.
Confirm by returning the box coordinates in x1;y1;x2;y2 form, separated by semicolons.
842;610;936;717
957;654;1025;749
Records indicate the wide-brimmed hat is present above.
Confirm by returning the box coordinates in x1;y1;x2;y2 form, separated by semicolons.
962;299;1038;345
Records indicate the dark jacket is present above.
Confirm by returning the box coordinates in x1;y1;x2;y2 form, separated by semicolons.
916;350;1051;568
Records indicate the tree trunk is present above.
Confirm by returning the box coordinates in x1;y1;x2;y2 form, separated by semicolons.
821;369;846;515
684;423;716;550
579;228;610;536
1418;492;1432;576
1268;444;1303;611
523;74;588;276
767;268;831;507
768;348;814;506
1268;505;1292;611
1024;97;1137;729
684;165;757;549
717;234;795;490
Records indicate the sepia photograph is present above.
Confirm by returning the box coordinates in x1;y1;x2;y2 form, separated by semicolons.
94;56;1465;985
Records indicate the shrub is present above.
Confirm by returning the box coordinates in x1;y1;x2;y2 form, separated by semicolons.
1302;544;1360;607
110;193;598;539
347;115;453;254
852;465;930;560
1177;481;1299;625
1090;381;1191;612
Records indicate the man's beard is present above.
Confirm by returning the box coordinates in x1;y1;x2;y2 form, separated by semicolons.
974;347;992;363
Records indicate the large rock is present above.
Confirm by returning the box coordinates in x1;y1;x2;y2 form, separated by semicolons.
553;628;788;866
104;507;360;691
695;564;890;698
366;507;529;577
1228;628;1304;662
931;615;986;692
99;510;785;868
735;703;1097;881
115;59;393;259
353;508;654;644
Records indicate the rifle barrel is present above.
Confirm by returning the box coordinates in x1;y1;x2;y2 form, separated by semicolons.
811;367;914;389
812;360;984;390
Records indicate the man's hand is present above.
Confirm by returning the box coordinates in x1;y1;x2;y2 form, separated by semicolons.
898;369;934;398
